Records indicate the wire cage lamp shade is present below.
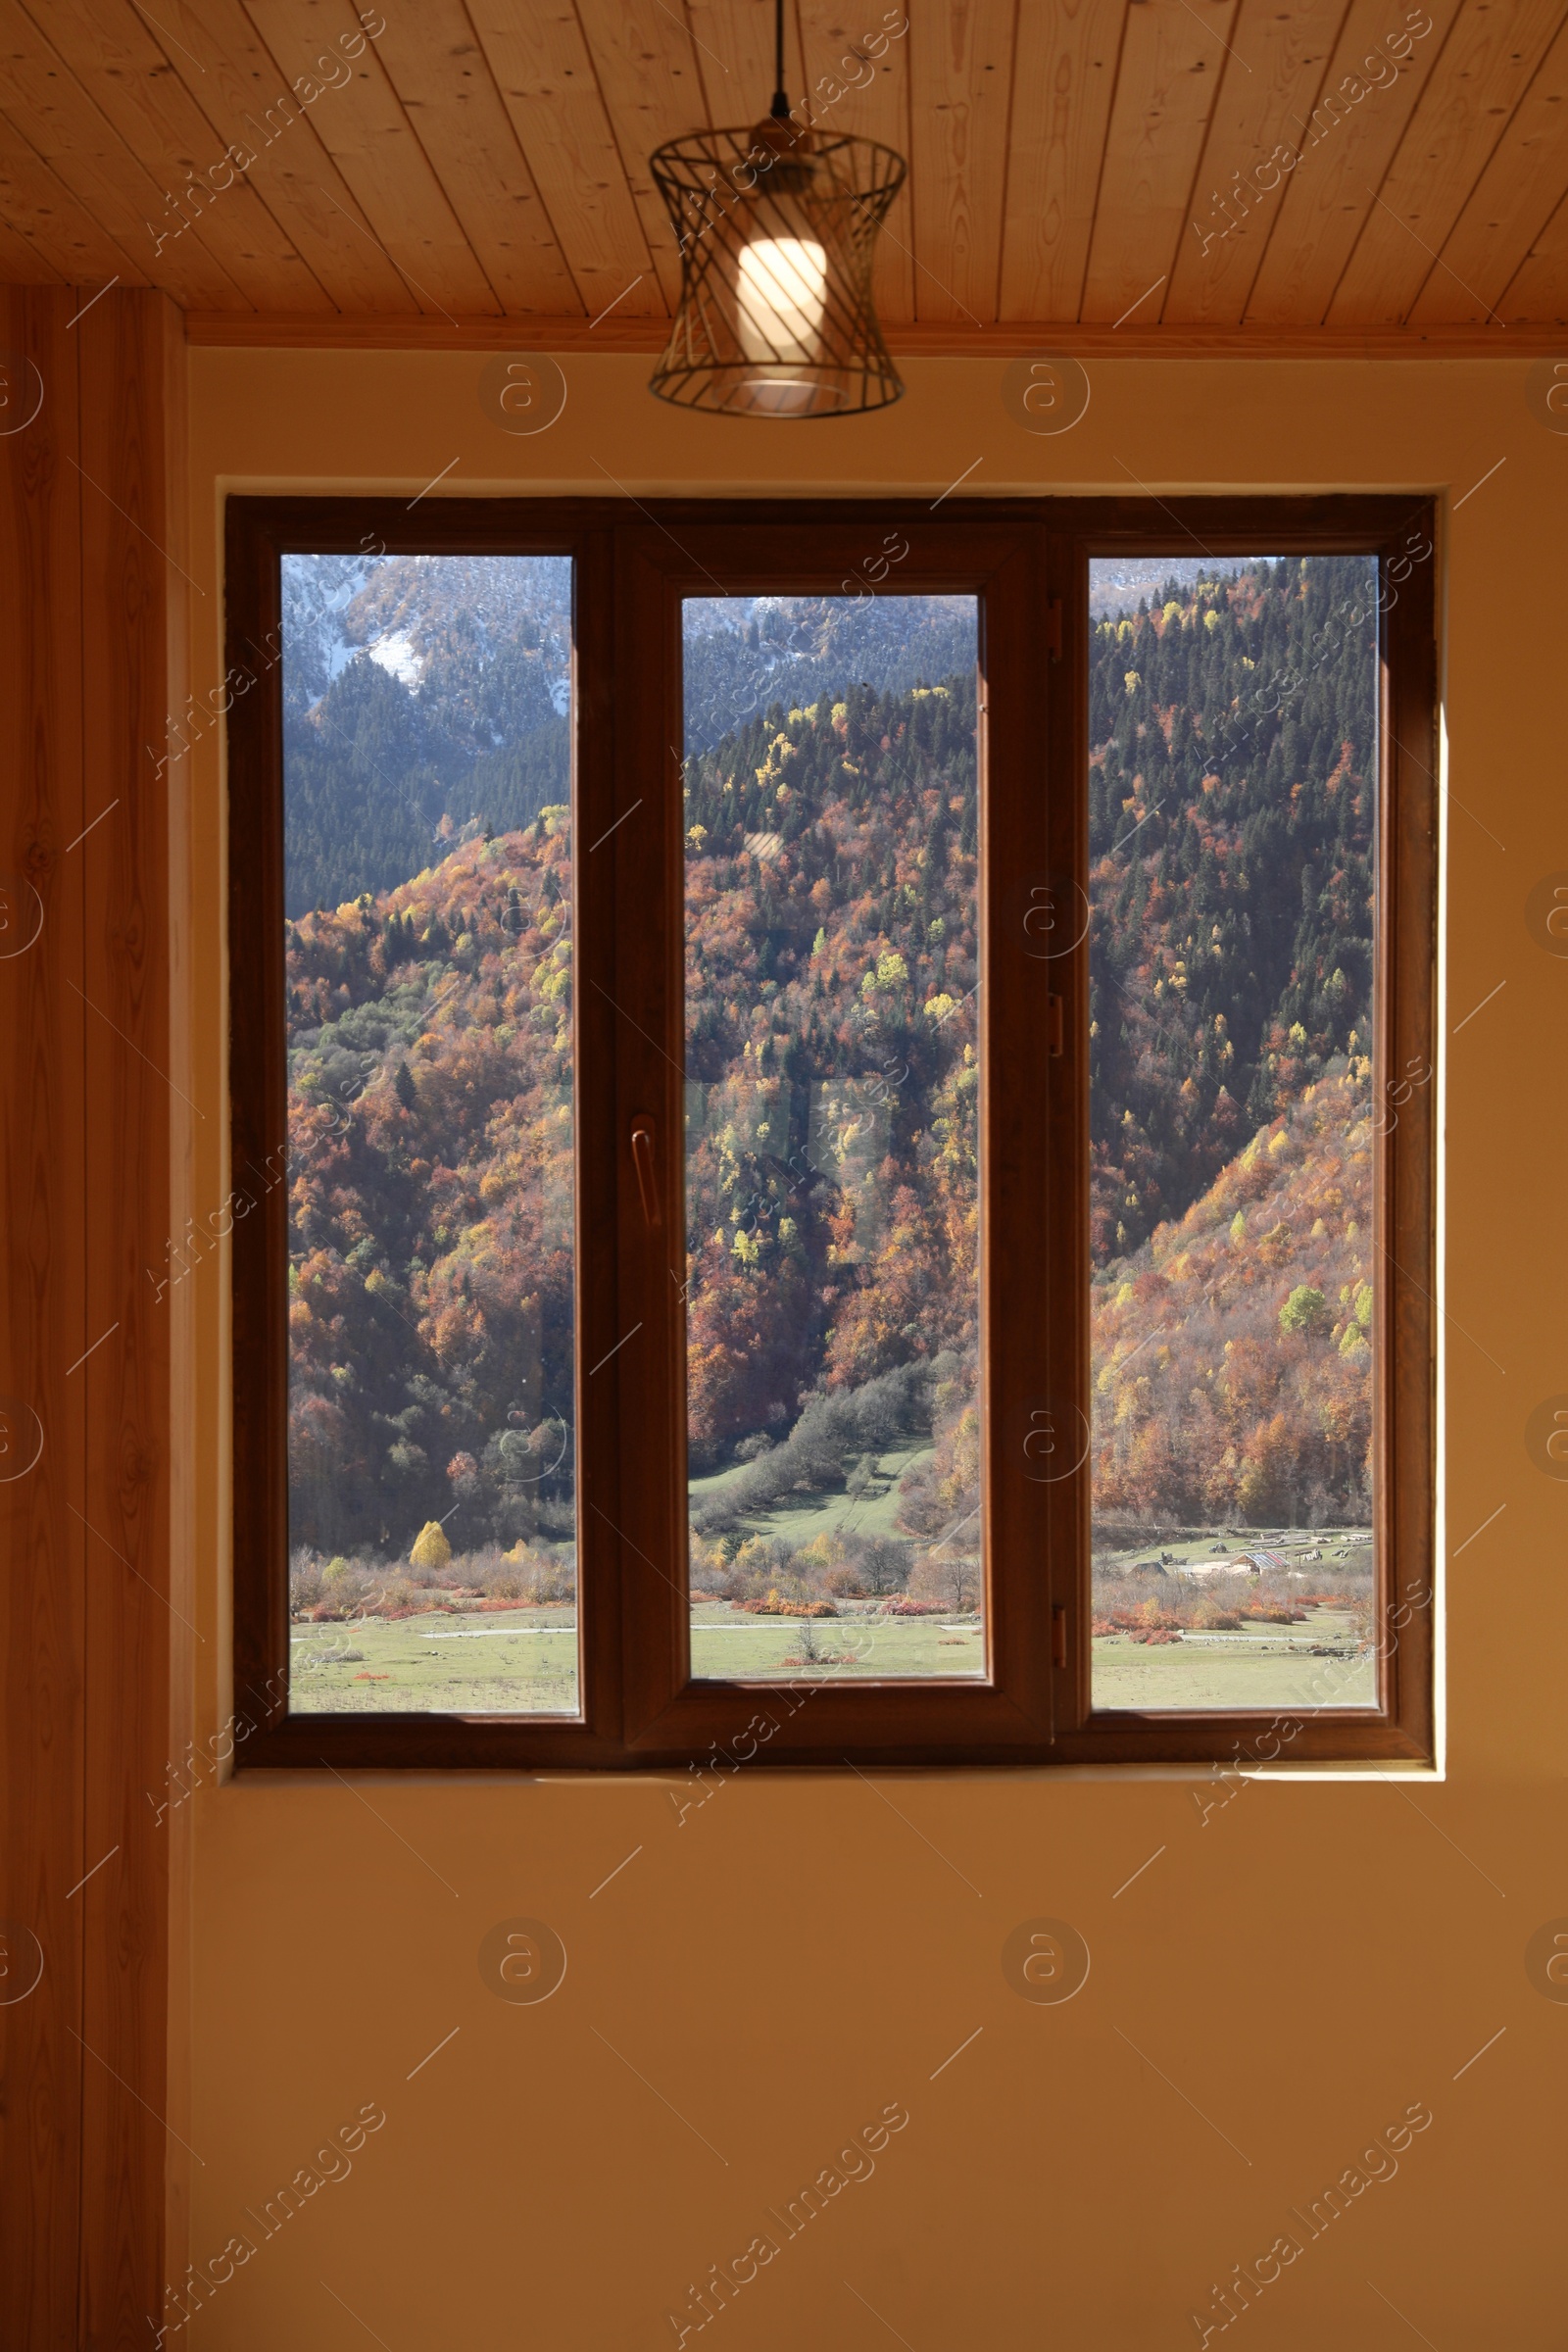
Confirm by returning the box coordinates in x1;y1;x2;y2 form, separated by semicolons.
649;122;906;419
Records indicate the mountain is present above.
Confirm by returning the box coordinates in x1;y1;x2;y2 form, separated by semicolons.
281;554;572;916
682;593;979;757
279;554;979;915
1090;557;1269;618
282;554;1379;1561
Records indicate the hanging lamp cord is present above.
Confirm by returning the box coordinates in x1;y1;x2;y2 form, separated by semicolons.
769;0;789;117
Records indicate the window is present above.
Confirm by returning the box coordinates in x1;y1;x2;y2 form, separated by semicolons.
228;496;1435;1769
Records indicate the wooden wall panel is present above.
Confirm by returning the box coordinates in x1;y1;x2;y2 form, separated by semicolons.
0;283;177;2352
0;279;87;2352
75;285;176;2352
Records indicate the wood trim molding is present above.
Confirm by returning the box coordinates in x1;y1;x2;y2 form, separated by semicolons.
183;312;1568;359
0;284;181;2350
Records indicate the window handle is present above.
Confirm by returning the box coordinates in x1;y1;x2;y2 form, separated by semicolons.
630;1117;661;1229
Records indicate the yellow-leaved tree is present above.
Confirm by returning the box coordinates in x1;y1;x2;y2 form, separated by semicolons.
410;1520;452;1573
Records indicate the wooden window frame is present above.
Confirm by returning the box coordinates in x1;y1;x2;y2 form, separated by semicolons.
226;493;1435;1773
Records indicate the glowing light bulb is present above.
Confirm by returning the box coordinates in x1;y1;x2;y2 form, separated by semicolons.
736;234;828;365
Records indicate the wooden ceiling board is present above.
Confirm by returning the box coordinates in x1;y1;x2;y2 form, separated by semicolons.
18;0;332;312
1078;0;1243;324
1242;0;1463;323
794;0;916;319
1;0;1567;331
121;0;420;313
996;0;1120;323
1163;0;1348;325
361;3;583;315
466;0;664;319
906;0;1016;323
243;0;505;316
1495;174;1568;315
683;0;808;126
0;202;60;280
572;0;715;314
0;110;147;284
1406;8;1568;320
0;0;248;307
1328;0;1568;323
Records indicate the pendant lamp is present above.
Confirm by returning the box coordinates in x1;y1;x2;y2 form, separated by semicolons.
648;0;906;418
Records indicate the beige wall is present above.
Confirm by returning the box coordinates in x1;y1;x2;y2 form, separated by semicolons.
176;346;1560;2349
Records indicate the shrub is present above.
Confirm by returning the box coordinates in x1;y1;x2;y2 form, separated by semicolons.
289;1546;326;1614
411;1520;453;1573
736;1592;837;1618
857;1534;913;1596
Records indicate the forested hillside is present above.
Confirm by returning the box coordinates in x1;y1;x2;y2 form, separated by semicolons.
1090;556;1375;1263
1091;1069;1373;1531
284;667;984;1566
286;809;578;1556
283;555;1379;1568
1088;555;1376;1531
680;674;979;1463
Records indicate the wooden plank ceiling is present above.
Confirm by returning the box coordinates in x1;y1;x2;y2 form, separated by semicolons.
0;0;1564;346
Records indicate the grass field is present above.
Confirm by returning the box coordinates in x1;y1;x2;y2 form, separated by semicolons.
287;1603;985;1713
688;1436;933;1550
1092;1607;1374;1711
688;1607;983;1681
289;1608;582;1715
287;1594;1372;1715
1090;1523;1375;1710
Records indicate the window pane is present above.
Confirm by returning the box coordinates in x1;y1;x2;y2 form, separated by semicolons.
281;553;579;1716
680;593;985;1681
1089;557;1379;1711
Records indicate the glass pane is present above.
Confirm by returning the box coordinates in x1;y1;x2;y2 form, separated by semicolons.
1088;557;1380;1711
281;553;579;1715
680;592;985;1682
